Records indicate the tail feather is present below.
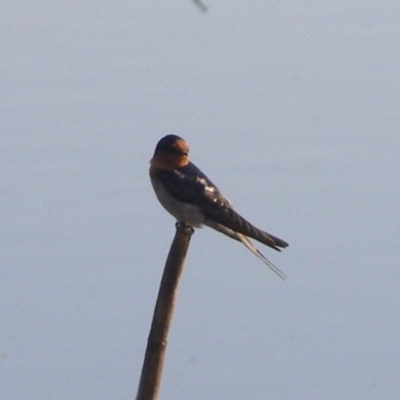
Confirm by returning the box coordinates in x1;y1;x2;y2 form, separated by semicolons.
263;232;289;250
204;207;288;251
236;233;287;280
205;220;286;279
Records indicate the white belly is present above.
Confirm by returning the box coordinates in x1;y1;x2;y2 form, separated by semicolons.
151;179;205;227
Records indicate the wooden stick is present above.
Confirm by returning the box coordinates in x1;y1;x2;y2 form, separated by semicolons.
136;223;194;400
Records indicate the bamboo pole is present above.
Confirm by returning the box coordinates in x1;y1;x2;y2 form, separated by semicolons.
136;222;194;400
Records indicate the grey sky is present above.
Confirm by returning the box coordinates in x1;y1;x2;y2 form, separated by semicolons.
1;1;399;399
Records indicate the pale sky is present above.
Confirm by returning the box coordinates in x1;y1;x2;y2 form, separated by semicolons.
1;2;400;399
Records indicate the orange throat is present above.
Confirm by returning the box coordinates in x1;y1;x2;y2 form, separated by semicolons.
149;152;189;173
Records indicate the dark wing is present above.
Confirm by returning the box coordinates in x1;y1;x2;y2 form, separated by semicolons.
159;162;289;251
205;206;288;251
201;192;288;251
191;173;289;251
156;162;222;205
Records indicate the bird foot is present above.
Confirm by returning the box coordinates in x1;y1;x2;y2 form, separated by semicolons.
175;221;195;234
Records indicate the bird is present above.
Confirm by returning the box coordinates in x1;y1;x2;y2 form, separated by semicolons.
149;135;289;279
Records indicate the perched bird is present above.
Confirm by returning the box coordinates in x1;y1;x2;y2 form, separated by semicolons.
149;135;289;279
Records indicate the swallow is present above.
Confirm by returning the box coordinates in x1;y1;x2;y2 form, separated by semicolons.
149;135;289;279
